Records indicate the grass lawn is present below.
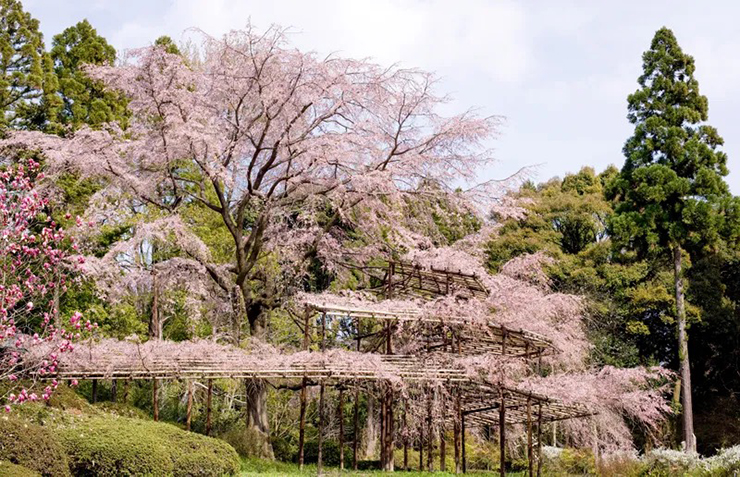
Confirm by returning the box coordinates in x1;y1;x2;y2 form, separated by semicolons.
240;458;526;476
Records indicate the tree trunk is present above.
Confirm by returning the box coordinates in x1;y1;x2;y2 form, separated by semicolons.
673;245;696;453
363;395;378;459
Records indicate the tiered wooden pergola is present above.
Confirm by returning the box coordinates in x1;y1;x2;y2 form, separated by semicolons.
35;261;591;476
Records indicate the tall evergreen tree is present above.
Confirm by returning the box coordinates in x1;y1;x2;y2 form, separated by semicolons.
0;0;57;128
47;19;127;132
608;27;740;453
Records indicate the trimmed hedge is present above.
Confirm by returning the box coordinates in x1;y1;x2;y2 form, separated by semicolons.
0;416;70;477
58;415;240;476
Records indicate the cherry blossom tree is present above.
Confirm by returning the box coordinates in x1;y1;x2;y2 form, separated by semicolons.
0;157;88;408
0;24;510;446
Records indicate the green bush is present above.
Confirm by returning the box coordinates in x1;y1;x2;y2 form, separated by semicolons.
219;421;272;459
0;416;70;477
541;446;596;476
59;415;240;476
302;440;354;467
0;461;41;476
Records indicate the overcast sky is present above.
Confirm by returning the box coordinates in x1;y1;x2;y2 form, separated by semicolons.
24;0;740;191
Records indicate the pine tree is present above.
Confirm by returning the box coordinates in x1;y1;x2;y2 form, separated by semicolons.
47;19;127;132
608;27;740;453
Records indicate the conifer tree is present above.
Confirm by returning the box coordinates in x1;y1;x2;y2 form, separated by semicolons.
609;27;740;452
47;19;127;131
0;0;56;128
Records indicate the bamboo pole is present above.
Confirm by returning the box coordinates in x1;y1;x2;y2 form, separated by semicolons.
206;379;213;436
186;380;193;432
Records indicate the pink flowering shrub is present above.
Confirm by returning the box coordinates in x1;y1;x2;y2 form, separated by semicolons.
0;158;90;408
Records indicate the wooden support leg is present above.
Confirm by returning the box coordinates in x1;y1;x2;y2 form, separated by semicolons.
454;393;461;474
527;399;533;477
298;378;307;469
387;387;394;471
380;388;386;469
318;382;325;475
500;392;506;477
403;399;409;471
152;379;159;421
462;413;467;474
111;380;118;403
427;389;433;472
206;379;213;436
186;380;193;432
123;379;129;403
537;404;543;477
91;379;98;404
339;389;345;471
353;386;359;471
419;422;424;471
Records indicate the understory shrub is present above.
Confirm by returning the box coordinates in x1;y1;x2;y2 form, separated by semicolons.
642;448;702;476
59;415;240;476
704;445;740;476
302;440;354;467
0;461;41;476
219;421;273;459
541;446;596;475
0;416;70;477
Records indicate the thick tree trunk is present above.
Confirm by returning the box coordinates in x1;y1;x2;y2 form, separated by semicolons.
673;245;696;452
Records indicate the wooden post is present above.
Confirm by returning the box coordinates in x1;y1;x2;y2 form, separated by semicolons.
552;421;557;447
499;391;506;477
338;388;345;471
527;399;533;477
186;380;193;432
91;379;98;404
380;389;386;468
461;412;467;474
298;306;311;469
206;379;213;436
353;385;360;471
403;399;409;471
318;381;325;475
440;403;446;472
454;391;461;474
111;380;118;403
317;311;326;475
537;404;543;477
353;316;361;471
419;422;424;471
122;379;129;403
427;388;433;471
152;379;159;421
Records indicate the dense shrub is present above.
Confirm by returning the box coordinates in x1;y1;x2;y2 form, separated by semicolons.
541;446;596;476
219;421;272;459
59;415;239;476
0;416;70;477
302;440;354;467
642;448;701;476
705;446;740;476
0;461;41;476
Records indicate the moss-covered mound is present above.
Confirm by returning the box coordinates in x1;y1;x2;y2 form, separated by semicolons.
58;415;240;476
0;461;41;476
0;416;70;477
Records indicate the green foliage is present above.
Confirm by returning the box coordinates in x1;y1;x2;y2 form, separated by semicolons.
47;19;128;132
220;421;273;459
301;440;354;467
0;0;54;129
154;36;182;56
0;461;41;476
608;27;739;256
58;415;240;476
0;416;71;477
